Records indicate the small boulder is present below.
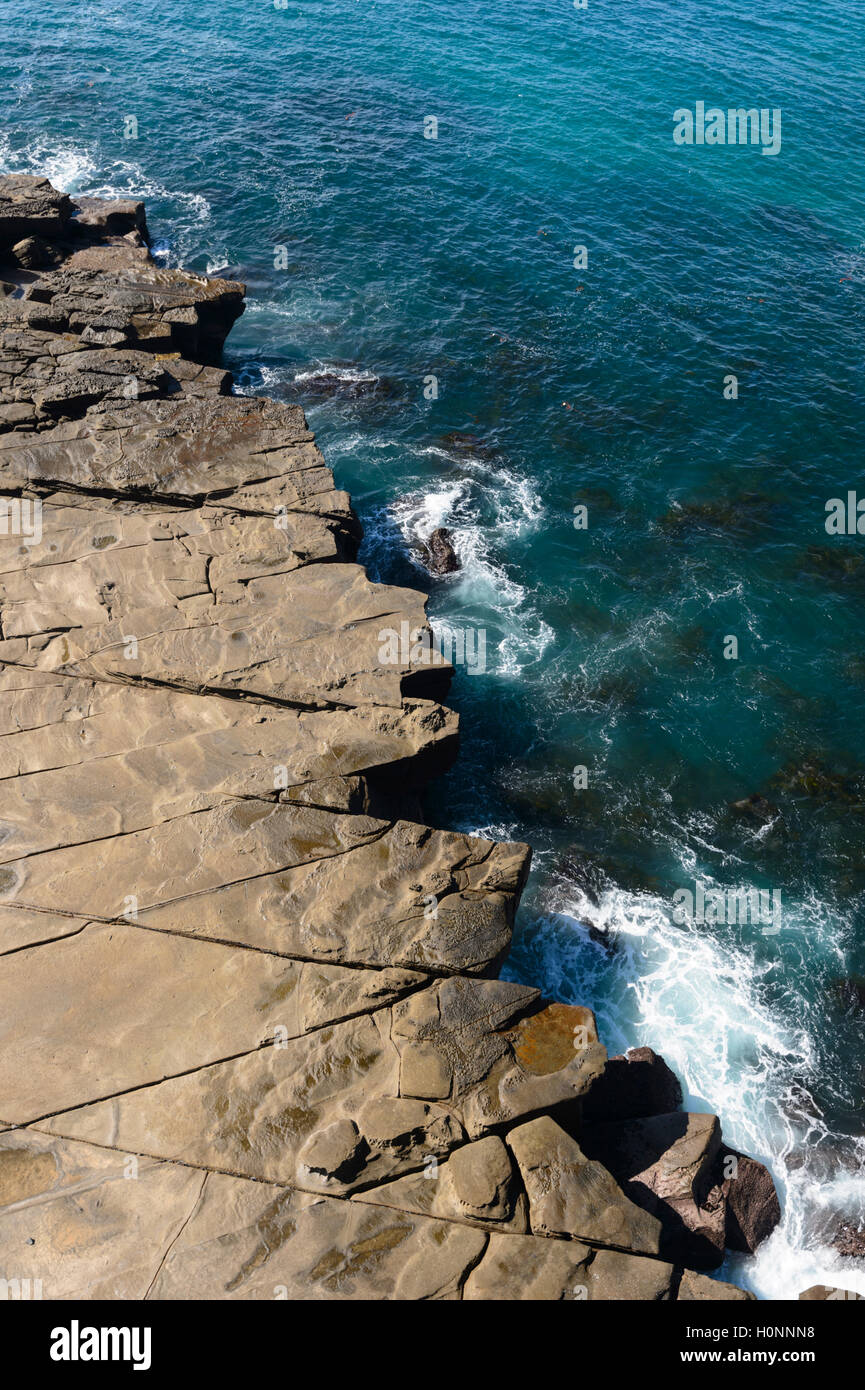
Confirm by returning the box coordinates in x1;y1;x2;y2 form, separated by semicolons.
10;236;60;270
421;527;460;576
445;1135;519;1223
729;792;777;824
831;1220;865;1258
356;1135;527;1233
297;1118;367;1186
720;1148;781;1253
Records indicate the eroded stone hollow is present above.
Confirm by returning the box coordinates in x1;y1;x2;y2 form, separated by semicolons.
0;175;779;1301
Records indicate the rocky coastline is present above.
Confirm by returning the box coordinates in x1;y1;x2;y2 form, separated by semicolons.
0;174;824;1301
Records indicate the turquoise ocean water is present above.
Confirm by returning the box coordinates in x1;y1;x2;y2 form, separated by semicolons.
3;0;864;1296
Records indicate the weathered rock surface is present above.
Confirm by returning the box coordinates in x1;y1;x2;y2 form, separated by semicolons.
506;1114;663;1255
463;1233;677;1301
0;177;769;1301
0;176;72;249
830;1220;865;1259
355;1134;529;1232
677;1269;755;1301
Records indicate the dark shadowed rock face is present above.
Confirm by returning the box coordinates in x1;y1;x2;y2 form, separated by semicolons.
0;174;72;249
9;235;62;270
578;1115;782;1270
583;1046;683;1123
0;175;770;1302
422;526;461;575
579;1112;728;1270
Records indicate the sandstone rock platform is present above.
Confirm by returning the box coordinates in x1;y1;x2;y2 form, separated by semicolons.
0;176;776;1300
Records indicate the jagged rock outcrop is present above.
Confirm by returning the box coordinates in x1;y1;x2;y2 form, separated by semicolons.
421;526;460;576
0;177;776;1300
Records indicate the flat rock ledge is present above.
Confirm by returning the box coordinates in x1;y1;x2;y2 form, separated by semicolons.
0;176;777;1301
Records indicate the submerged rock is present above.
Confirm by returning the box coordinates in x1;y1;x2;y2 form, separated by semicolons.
801;544;865;584
831;976;865;1016
770;757;863;805
439;430;494;455
291;365;399;401
657;492;772;536
729;792;777;824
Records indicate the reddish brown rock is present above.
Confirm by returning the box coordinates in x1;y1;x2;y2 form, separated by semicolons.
720;1148;781;1253
579;1111;727;1269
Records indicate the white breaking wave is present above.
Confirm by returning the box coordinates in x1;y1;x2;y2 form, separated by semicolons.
0;133;99;193
233;364;286;396
0;134;211;261
293;364;380;385
527;862;865;1299
388;469;554;677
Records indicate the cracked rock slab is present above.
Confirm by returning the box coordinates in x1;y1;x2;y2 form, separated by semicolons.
0;683;458;859
463;1231;676;1301
0;665;457;804
0;920;425;1123
0;799;524;975
23;981;601;1197
506;1115;663;1255
392;982;606;1135
0;396;353;515
0;563;450;711
0;1128;206;1300
353;1134;528;1233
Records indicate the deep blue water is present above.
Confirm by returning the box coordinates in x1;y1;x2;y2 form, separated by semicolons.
3;0;865;1296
